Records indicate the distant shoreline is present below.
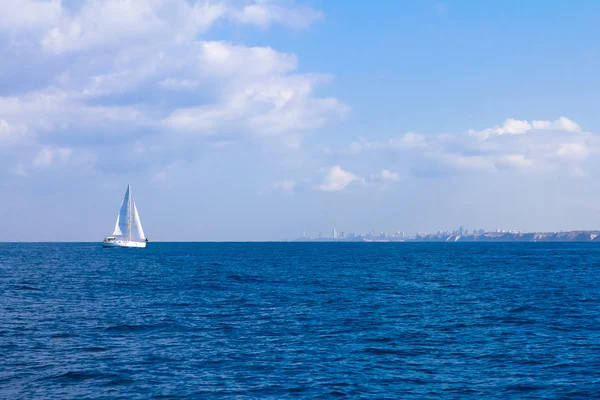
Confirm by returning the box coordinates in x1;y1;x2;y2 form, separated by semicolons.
294;231;600;243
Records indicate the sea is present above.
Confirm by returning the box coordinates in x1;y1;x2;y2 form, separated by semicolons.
1;242;600;399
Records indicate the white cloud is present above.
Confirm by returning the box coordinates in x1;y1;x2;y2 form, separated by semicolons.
234;1;323;30
27;0;321;55
531;120;551;130
277;180;297;192
32;148;53;167
270;180;297;193
33;146;72;168
532;116;580;132
551;116;582;132
151;169;173;188
570;167;586;178
0;1;343;177
162;55;347;136
556;143;589;161
469;116;581;140
259;179;303;195
380;169;400;181
0;90;152;142
367;169;401;183
158;78;199;91
495;154;535;170
1;39;344;142
331;116;598;178
446;117;592;174
41;0;169;54
390;132;427;149
443;154;496;172
348;168;402;190
503;118;532;134
268;167;402;195
0;0;62;32
342;132;426;155
318;165;361;191
0;119;29;145
469;118;531;139
198;41;298;78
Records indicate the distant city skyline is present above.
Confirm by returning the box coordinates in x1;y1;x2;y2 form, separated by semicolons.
294;227;600;242
296;226;521;241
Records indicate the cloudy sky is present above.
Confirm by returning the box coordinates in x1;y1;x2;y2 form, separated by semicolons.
2;0;600;241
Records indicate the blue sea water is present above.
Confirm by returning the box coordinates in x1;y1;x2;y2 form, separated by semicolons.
1;242;600;399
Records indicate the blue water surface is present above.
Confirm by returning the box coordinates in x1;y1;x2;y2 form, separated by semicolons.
1;242;600;399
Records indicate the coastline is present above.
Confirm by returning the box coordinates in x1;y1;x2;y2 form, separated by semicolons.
294;231;600;243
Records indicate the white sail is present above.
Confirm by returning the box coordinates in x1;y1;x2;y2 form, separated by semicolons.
131;199;146;240
112;185;131;237
113;215;123;236
104;185;147;248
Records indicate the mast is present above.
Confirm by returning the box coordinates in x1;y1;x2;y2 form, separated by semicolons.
128;185;132;241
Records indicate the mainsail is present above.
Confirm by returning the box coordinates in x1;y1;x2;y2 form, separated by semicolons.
111;185;145;241
112;185;131;237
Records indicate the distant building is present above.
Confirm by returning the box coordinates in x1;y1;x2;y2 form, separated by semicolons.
332;228;338;239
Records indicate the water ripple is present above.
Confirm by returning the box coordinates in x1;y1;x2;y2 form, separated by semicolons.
1;242;600;398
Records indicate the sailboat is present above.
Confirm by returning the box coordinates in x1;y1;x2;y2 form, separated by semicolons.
102;185;147;248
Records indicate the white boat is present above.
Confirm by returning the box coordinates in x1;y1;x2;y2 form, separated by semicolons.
103;185;147;248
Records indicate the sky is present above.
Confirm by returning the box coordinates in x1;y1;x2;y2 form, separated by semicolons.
2;0;600;241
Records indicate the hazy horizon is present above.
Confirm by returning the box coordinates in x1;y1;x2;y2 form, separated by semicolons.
2;1;600;241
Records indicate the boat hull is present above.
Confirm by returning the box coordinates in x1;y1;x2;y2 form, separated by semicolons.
102;240;146;248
